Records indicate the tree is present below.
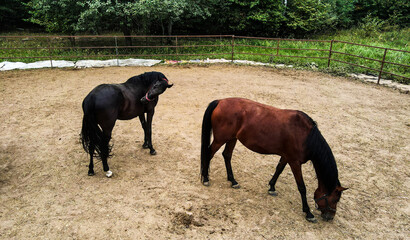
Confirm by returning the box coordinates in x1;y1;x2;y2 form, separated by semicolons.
0;0;33;31
134;0;212;35
283;0;333;37
327;0;357;29
353;0;409;27
27;0;83;34
223;0;286;36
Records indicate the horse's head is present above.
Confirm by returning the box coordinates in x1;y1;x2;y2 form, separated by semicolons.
314;185;348;221
141;76;173;104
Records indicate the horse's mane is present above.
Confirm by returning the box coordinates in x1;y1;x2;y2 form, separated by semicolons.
125;72;163;86
303;113;339;193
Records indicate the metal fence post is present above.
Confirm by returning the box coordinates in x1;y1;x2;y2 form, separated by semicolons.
378;48;388;84
328;40;334;68
176;36;178;56
47;37;53;68
231;35;235;62
114;36;119;66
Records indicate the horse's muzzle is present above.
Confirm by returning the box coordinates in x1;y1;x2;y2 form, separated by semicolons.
321;212;335;221
140;96;149;104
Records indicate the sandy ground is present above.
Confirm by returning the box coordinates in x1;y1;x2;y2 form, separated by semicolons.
0;65;409;239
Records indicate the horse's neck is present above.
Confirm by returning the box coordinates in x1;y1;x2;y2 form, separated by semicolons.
312;157;339;194
125;77;152;90
316;179;328;193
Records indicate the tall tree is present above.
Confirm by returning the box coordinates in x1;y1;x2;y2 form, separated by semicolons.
283;0;332;36
0;0;33;31
27;0;83;34
353;0;409;27
327;0;357;29
223;0;286;36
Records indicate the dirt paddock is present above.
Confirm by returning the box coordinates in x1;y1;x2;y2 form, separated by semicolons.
0;65;408;239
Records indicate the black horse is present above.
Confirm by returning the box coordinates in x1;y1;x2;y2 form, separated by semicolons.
80;71;173;177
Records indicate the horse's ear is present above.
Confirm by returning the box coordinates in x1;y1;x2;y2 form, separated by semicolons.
336;186;348;192
167;83;174;88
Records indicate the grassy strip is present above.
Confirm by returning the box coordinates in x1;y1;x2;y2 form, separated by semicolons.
1;33;409;83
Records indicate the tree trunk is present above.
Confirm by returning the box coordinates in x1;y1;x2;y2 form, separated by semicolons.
167;20;174;45
122;27;132;46
68;37;76;47
161;19;165;35
167;20;173;36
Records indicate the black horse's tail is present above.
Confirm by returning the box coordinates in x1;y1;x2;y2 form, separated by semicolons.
80;95;108;159
201;100;219;181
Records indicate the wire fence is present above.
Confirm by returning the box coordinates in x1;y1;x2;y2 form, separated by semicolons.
1;35;409;84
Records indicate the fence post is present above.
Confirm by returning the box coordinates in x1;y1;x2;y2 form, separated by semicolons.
276;39;280;56
176;36;178;56
327;40;334;68
115;36;119;66
47;37;53;68
231;35;235;62
378;48;388;84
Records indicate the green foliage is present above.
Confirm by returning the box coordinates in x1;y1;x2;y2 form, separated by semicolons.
354;0;409;27
284;0;332;36
327;0;357;28
357;15;386;37
24;0;213;36
0;0;33;30
223;0;285;36
2;0;410;37
27;0;83;34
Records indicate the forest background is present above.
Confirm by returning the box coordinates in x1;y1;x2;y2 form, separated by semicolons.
1;0;409;39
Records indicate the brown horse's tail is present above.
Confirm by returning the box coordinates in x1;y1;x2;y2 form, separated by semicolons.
80;95;110;159
201;100;219;182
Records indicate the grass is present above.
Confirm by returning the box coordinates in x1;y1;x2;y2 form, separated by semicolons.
0;29;409;84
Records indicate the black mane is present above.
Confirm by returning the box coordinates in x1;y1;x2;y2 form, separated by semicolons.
125;71;165;86
305;122;339;194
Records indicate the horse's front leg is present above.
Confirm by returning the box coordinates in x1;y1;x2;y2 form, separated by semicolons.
138;114;149;149
145;110;156;155
289;162;316;223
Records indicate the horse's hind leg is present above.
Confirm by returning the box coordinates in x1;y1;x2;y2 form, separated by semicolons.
202;140;225;186
99;118;115;178
268;157;287;196
88;144;95;176
99;133;113;177
222;139;239;188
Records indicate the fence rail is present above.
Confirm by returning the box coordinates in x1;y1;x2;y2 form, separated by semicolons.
1;35;409;84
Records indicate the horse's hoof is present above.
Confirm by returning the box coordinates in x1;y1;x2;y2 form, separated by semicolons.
150;150;157;155
231;184;240;189
203;181;210;186
268;190;278;196
105;170;113;178
88;172;95;176
142;143;149;149
306;217;317;223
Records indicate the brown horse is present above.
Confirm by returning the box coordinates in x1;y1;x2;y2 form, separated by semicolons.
200;98;347;222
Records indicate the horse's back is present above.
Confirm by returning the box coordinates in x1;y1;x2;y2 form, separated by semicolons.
82;84;125;127
213;98;313;155
88;84;124;110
